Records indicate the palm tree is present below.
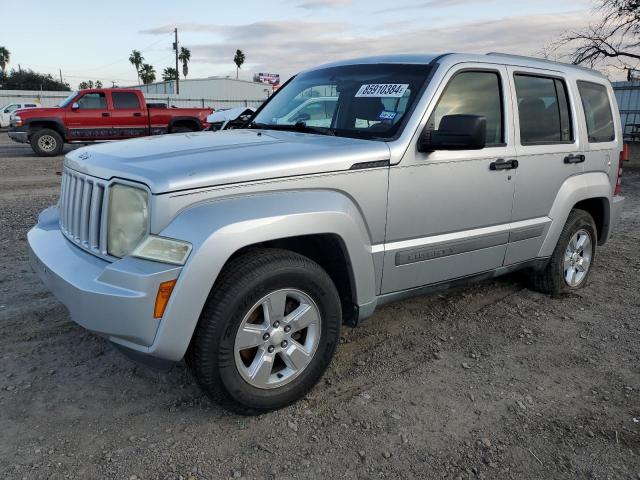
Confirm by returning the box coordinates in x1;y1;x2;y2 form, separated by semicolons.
139;64;156;84
178;47;191;79
0;46;10;75
233;49;245;80
129;50;144;85
162;67;178;81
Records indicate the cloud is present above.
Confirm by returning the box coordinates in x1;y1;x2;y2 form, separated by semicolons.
374;0;497;15
297;0;352;9
141;10;592;80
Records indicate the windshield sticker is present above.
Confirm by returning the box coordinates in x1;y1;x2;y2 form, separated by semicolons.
379;110;397;121
355;84;409;98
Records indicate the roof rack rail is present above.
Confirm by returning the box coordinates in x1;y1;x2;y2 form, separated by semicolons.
485;52;598;74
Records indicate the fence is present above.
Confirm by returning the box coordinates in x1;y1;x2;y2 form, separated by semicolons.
0;90;265;110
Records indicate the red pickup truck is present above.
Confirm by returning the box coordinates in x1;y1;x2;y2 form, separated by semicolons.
8;88;212;156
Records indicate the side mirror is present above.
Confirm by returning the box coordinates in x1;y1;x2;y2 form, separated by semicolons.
71;102;80;110
418;114;486;152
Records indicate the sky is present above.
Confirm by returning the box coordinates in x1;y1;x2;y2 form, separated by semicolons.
2;0;601;89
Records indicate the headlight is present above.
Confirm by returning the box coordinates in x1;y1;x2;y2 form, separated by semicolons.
12;115;22;126
107;184;149;257
132;236;192;265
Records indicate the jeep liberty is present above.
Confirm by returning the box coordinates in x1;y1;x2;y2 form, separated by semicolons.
28;53;626;412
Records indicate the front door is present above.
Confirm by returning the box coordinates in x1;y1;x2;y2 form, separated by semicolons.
382;65;517;294
65;92;111;140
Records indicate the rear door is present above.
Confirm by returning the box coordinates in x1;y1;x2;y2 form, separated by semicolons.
65;92;111;140
505;67;581;265
110;91;148;138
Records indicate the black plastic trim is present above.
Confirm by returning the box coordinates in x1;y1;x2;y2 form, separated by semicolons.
350;159;390;170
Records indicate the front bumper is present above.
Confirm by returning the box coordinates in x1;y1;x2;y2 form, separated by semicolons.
8;126;28;143
28;206;182;354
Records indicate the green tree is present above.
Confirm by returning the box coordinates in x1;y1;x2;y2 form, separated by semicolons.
233;49;245;79
0;69;70;91
139;63;156;84
95;80;103;88
178;47;191;78
0;47;9;75
129;50;144;85
162;67;178;81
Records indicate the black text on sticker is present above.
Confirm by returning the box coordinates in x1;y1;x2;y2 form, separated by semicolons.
356;84;409;98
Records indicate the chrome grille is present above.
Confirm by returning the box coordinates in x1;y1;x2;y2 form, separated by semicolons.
59;168;108;256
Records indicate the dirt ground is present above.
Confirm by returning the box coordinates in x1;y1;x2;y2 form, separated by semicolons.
0;132;638;480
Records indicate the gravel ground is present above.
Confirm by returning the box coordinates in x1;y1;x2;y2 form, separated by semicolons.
0;132;639;480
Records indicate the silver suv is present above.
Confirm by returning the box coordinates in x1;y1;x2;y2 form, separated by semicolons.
28;53;626;412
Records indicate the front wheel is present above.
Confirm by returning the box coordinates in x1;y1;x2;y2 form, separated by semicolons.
188;248;341;413
30;128;64;157
531;209;597;295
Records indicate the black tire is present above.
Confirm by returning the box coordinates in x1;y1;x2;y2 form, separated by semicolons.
30;128;64;157
531;209;597;296
170;126;195;134
188;248;341;414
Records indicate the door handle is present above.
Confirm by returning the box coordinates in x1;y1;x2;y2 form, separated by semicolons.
101;112;110;117
490;159;518;171
564;154;585;164
133;112;142;117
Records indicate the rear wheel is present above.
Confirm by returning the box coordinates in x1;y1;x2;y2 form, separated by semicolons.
188;248;341;413
30;128;64;157
170;125;196;134
531;209;597;295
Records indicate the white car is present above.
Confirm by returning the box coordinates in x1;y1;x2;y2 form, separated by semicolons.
0;101;40;128
206;107;255;131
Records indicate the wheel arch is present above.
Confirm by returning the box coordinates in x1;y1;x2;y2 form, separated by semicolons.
168;116;201;132
539;172;612;257
26;118;66;140
147;190;378;361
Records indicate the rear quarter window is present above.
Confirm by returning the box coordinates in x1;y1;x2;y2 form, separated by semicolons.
577;81;615;143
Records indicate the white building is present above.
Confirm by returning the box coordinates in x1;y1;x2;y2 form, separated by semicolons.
134;76;272;109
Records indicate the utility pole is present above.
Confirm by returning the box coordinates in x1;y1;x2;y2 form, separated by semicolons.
59;69;63;84
173;27;180;95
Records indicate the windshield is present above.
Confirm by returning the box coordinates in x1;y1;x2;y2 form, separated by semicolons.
57;92;78;108
250;63;432;140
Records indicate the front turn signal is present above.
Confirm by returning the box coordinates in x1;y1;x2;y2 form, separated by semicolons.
154;280;177;319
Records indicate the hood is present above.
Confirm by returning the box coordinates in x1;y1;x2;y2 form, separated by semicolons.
18;106;62;117
65;129;391;193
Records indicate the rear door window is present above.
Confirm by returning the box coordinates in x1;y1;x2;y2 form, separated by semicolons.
514;74;572;144
112;92;141;109
577;81;615;143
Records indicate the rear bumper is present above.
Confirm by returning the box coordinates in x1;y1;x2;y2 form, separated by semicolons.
8;126;28;143
28;206;182;353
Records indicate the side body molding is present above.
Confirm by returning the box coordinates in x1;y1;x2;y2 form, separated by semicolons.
539;171;612;257
148;189;378;361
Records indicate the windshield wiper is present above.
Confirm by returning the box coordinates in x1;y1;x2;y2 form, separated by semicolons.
248;122;335;136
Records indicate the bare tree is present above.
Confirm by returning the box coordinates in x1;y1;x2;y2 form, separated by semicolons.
557;0;640;68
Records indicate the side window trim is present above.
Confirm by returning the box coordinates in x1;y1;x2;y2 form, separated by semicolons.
427;68;507;148
513;72;574;146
